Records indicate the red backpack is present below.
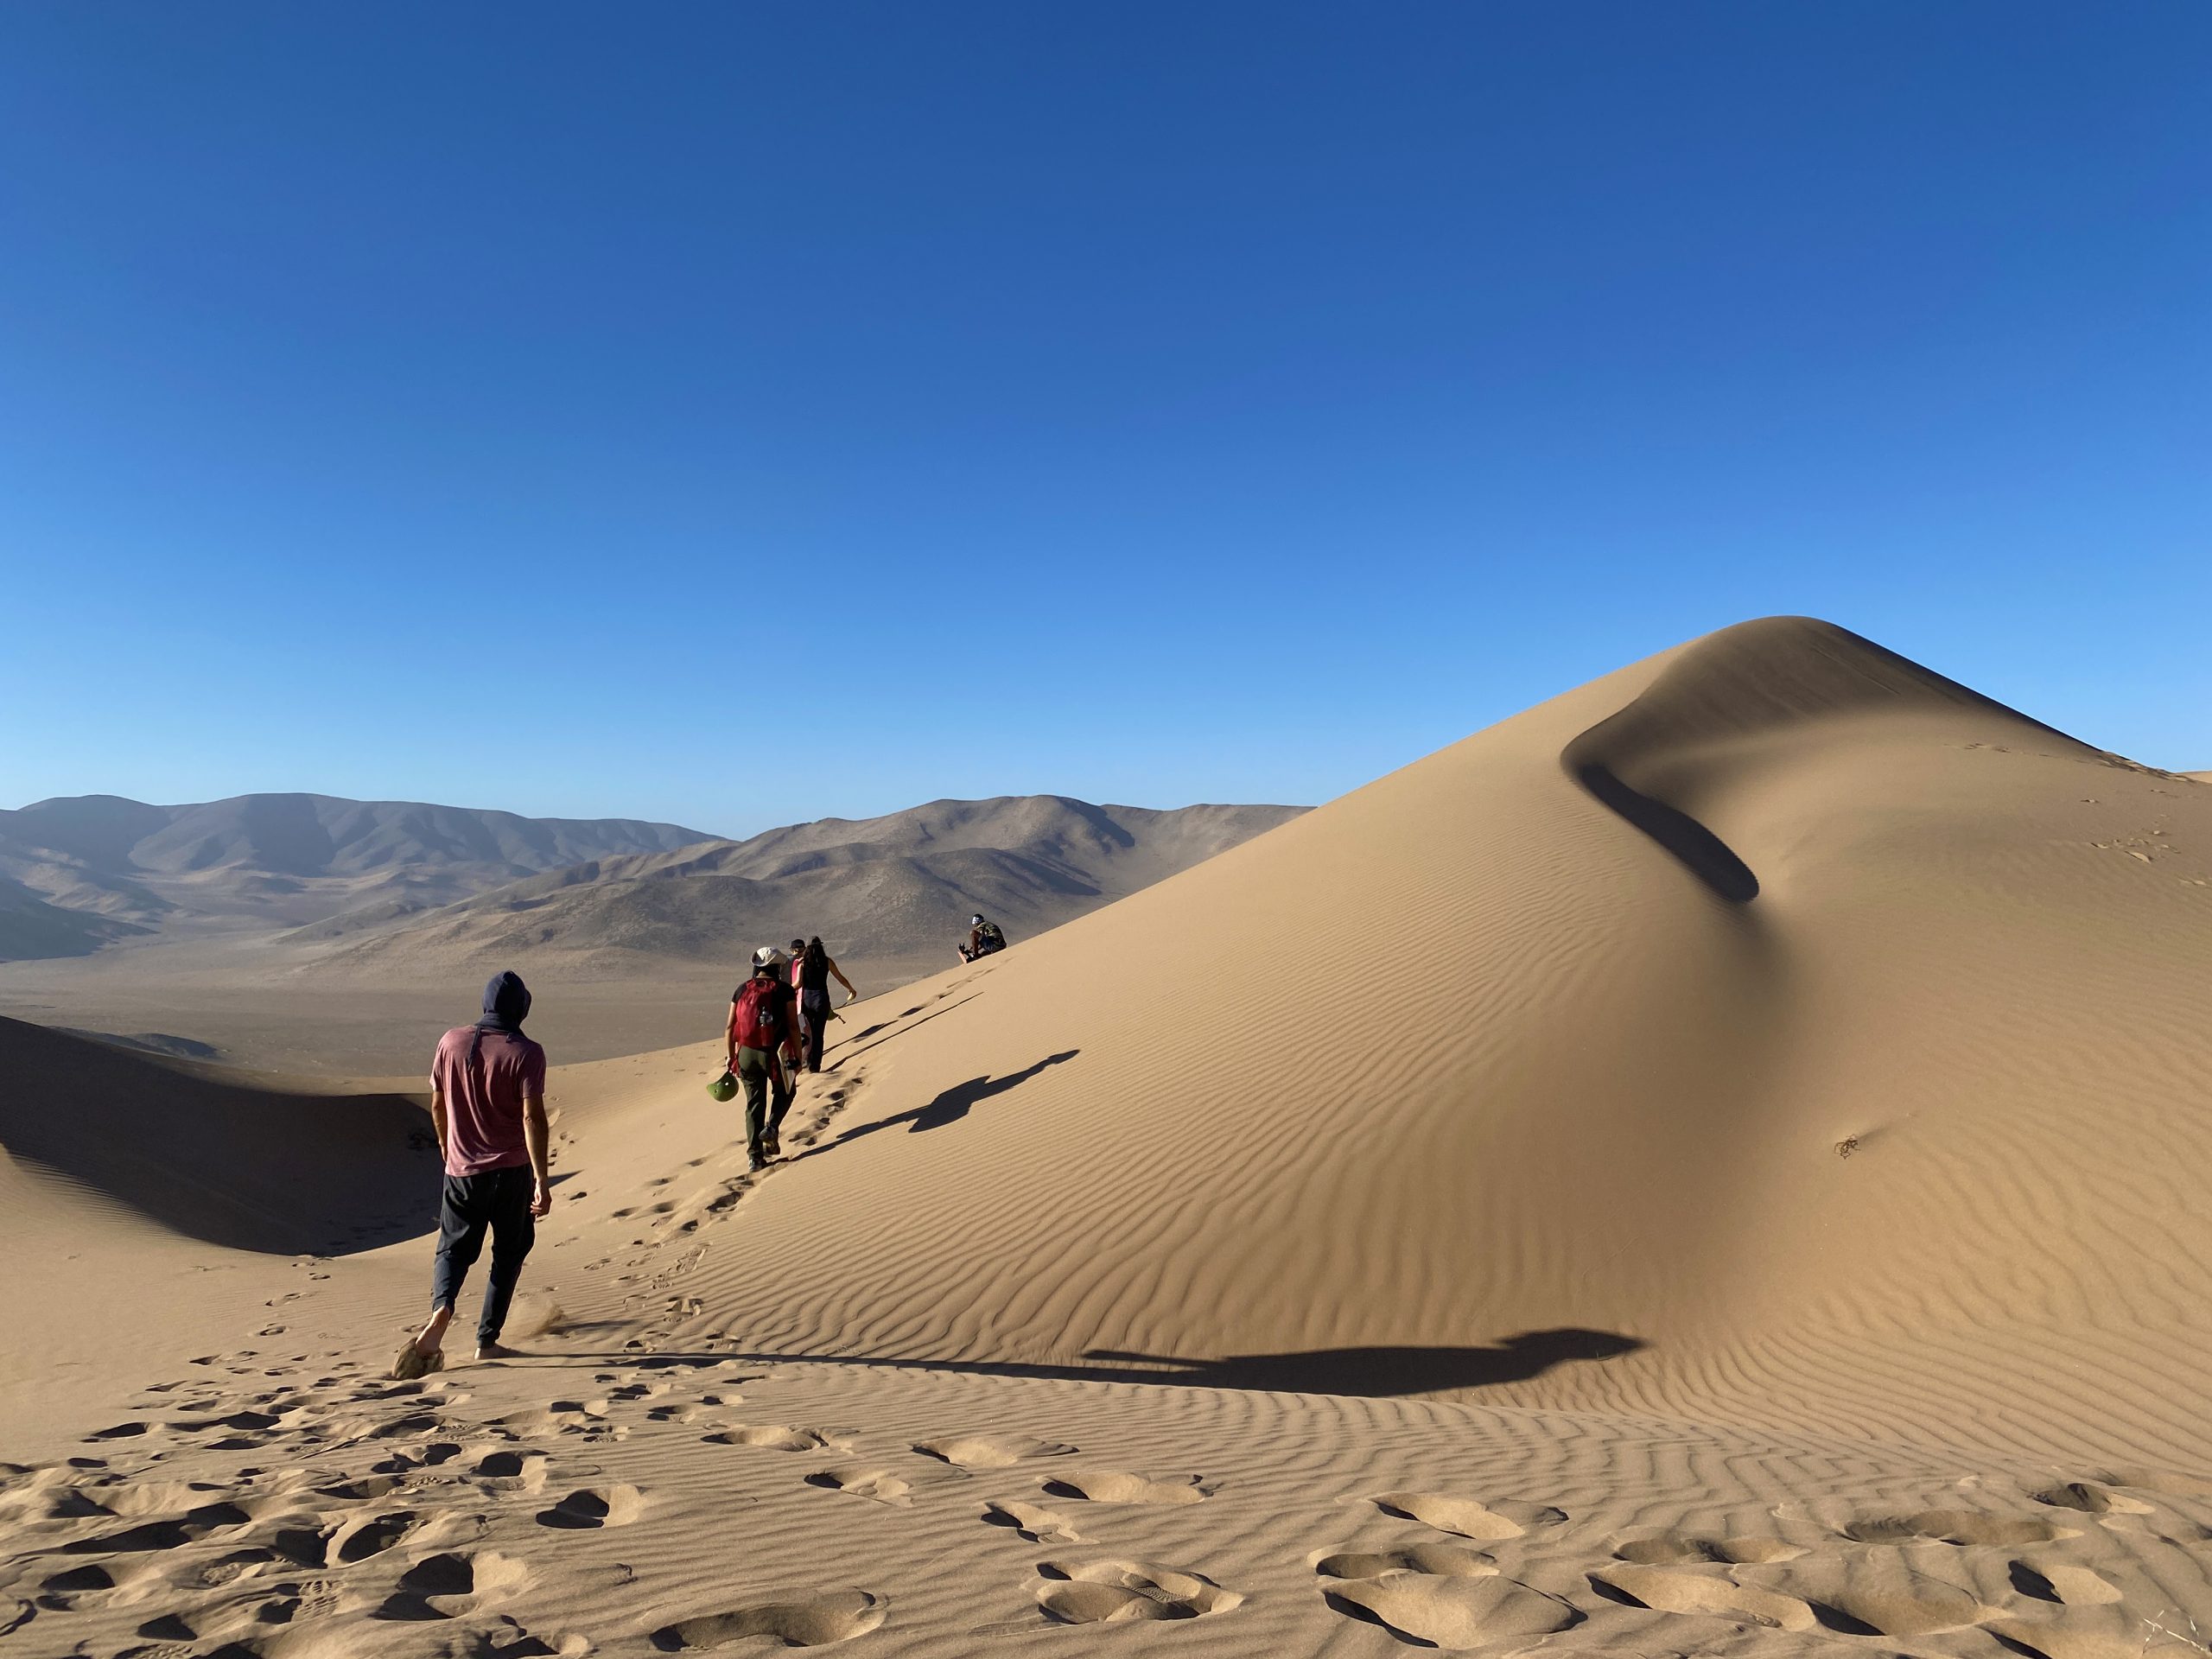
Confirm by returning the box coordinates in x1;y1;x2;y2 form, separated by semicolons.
731;977;785;1052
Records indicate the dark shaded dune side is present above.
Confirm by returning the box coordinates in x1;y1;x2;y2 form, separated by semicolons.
1559;617;2087;904
0;1017;434;1255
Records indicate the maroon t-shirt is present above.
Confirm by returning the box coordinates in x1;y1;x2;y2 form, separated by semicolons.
433;1024;546;1178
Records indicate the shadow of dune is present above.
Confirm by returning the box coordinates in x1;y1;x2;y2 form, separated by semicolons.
1569;762;1758;903
537;1328;1643;1400
0;1014;436;1255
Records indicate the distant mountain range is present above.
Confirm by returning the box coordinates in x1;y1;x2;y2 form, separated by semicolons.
295;796;1308;984
0;792;1308;982
0;793;715;960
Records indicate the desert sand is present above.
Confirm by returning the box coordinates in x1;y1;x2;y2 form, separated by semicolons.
5;616;2212;1658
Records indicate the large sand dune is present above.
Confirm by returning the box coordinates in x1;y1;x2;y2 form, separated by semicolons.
5;617;2211;1659
671;618;2212;1459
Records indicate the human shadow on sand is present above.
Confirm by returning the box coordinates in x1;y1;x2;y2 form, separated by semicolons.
1081;1331;1644;1394
542;1329;1642;1399
820;994;984;1073
791;1050;1078;1160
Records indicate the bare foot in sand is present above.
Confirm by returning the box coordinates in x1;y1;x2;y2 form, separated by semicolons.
476;1341;524;1362
394;1306;453;1378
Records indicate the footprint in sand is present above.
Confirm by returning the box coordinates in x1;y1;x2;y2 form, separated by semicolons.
984;1502;1083;1544
804;1467;912;1507
913;1434;1077;1470
84;1420;160;1443
162;1547;285;1592
1590;1563;1820;1631
1366;1491;1566;1541
537;1484;645;1529
1325;1573;1580;1649
41;1560;127;1604
467;1449;552;1493
374;1548;532;1620
1033;1560;1241;1624
1841;1509;2074;1547
2011;1560;2125;1606
1990;1612;2193;1659
63;1501;255;1554
1315;1543;1497;1580
703;1424;850;1453
325;1508;424;1563
651;1590;887;1649
1040;1469;1211;1506
1614;1532;1807;1565
1735;1553;1990;1637
2032;1482;2156;1516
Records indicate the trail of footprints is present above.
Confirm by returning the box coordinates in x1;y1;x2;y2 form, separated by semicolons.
11;1352;2212;1657
12;955;2212;1658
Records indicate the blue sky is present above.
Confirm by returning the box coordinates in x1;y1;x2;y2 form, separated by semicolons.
3;3;2204;836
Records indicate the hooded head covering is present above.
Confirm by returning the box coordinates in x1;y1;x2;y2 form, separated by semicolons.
478;969;531;1033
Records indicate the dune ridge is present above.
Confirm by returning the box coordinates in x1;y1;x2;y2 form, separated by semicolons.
627;616;2212;1465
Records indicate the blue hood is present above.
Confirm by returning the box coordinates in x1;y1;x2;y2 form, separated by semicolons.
478;969;531;1033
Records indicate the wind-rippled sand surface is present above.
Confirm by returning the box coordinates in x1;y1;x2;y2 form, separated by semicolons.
7;616;2212;1657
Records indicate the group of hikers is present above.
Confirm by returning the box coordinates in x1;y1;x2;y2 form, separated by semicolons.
393;914;1008;1378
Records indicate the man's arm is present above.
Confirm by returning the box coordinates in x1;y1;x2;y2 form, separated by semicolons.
524;1093;552;1217
429;1078;448;1162
726;1000;740;1071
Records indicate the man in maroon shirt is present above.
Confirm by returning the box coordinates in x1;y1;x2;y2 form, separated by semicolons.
394;969;552;1376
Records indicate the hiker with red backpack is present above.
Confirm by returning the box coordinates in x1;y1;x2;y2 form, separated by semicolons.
728;944;802;1170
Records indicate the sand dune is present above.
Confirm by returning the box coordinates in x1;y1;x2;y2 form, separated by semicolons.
5;616;2212;1659
0;1017;431;1255
662;616;2212;1462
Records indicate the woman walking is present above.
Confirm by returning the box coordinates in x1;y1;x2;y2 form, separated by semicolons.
795;936;857;1072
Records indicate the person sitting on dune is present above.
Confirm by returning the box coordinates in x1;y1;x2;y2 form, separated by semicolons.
394;969;553;1377
958;913;1007;963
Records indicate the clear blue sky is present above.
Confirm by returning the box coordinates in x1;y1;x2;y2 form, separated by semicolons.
3;3;2205;836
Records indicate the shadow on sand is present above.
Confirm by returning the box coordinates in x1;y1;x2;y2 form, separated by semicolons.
792;1049;1078;1160
537;1329;1643;1400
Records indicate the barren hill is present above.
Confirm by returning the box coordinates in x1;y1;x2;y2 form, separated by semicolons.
297;798;1307;986
0;792;717;958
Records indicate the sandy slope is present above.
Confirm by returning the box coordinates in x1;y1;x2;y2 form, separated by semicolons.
643;617;2212;1465
5;617;2212;1659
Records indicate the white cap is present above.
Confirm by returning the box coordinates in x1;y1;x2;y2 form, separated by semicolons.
753;944;781;968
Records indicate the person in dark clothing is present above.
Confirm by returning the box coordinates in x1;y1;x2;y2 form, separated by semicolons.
958;913;1007;963
728;945;802;1169
394;970;552;1377
793;935;857;1072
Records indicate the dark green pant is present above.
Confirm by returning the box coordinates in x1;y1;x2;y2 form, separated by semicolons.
735;1046;793;1161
